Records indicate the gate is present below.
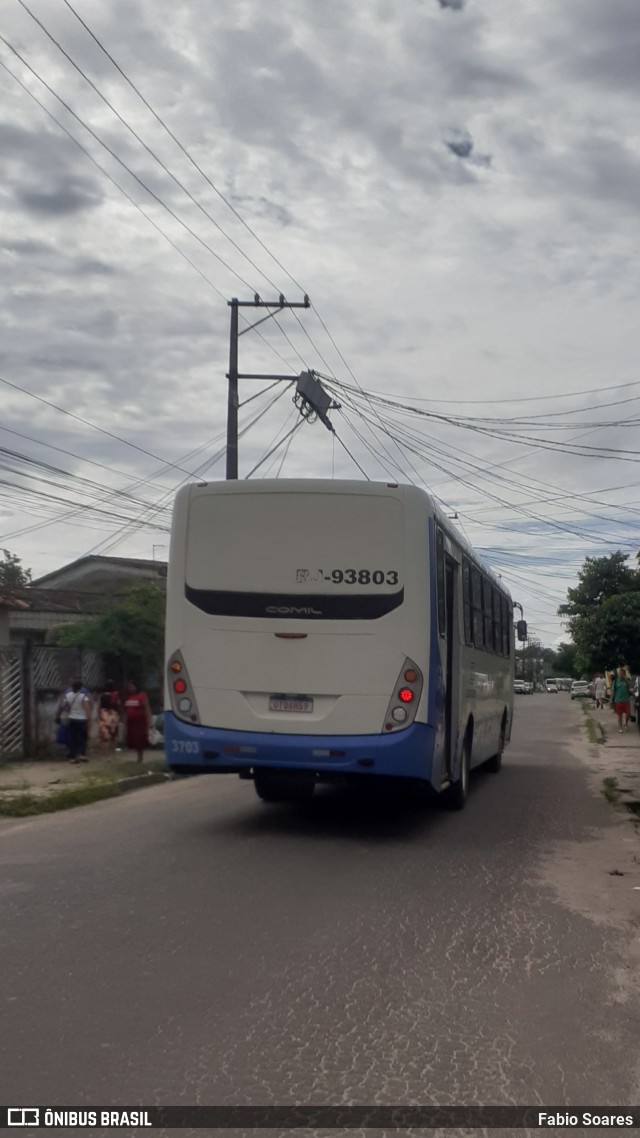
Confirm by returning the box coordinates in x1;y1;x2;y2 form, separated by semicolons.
31;647;105;755
31;646;104;692
0;648;24;759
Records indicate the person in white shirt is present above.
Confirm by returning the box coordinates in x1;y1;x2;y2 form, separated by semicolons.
61;677;91;763
593;674;606;710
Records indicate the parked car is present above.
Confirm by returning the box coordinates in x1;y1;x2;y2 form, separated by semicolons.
523;681;533;694
545;680;558;693
570;680;590;700
514;680;526;695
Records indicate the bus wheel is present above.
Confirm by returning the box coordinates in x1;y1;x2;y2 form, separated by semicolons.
443;736;470;811
254;770;315;803
486;720;506;774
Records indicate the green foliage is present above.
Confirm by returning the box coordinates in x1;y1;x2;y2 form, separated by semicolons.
559;552;638;624
550;641;578;678
602;777;620;804
574;592;640;674
558;552;640;675
51;583;165;686
0;549;32;587
0;781;121;817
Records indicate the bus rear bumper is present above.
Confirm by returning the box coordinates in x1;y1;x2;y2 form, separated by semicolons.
164;712;436;783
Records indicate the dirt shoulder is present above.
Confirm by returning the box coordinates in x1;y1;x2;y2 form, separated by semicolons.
0;752;169;816
538;697;640;1073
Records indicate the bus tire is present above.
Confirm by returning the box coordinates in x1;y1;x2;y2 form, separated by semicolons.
486;717;506;774
443;734;470;811
254;770;315;803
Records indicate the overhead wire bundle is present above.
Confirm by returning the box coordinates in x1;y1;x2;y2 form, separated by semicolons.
1;0;639;643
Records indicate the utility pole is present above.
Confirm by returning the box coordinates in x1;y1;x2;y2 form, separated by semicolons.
226;294;311;479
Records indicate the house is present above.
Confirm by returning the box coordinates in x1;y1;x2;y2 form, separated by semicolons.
8;556;168;646
0;593;30;647
31;554;168;594
1;557;168;757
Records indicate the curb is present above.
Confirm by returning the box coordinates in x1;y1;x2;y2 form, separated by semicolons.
114;771;172;794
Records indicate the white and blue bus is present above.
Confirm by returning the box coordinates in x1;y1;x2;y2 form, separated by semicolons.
164;479;519;808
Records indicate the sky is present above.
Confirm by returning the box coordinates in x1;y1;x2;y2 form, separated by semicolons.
2;0;640;646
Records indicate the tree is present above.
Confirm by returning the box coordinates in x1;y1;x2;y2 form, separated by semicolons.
572;593;640;675
558;552;640;675
549;642;578;678
50;584;165;687
558;552;638;629
0;549;32;587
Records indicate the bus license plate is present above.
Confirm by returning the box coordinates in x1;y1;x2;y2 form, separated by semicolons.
269;696;314;713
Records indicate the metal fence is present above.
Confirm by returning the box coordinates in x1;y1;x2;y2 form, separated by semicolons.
0;648;24;759
0;647;105;760
31;646;104;693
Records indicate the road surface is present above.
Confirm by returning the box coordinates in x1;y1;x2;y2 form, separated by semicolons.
1;696;638;1130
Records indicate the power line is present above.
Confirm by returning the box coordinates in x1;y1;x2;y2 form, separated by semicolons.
0;372;203;477
0;48;309;377
332;431;371;480
17;0;289;297
0;34;257;290
86;382;293;554
245;419;305;479
359;378;640;406
59;0;307;296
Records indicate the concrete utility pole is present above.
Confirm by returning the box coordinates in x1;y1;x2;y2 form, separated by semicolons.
226;294;311;479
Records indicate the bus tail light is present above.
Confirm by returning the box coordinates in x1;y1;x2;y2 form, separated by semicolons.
382;657;423;733
167;651;201;724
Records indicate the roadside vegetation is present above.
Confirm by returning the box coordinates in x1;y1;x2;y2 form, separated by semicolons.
0;759;169;817
580;701;607;745
0;779;122;817
602;777;621;805
558;552;640;675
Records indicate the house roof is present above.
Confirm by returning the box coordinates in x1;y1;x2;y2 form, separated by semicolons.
11;588;112;614
32;555;167;589
0;592;31;611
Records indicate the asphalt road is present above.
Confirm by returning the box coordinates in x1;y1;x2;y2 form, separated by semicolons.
1;696;638;1130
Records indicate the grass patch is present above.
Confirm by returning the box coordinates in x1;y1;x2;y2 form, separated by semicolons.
583;712;606;745
602;777;621;805
0;780;122;817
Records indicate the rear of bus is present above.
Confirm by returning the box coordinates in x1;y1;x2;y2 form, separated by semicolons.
164;480;440;791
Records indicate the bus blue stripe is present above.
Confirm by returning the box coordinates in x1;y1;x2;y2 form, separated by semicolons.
165;712;436;782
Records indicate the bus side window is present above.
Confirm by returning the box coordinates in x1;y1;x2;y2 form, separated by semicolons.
471;566;484;649
501;597;511;656
483;577;494;651
493;588;502;656
436;528;446;637
462;557;473;645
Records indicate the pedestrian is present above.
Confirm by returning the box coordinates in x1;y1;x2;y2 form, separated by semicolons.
593;673;606;710
611;667;632;733
98;679;120;758
123;681;152;763
60;677;91;762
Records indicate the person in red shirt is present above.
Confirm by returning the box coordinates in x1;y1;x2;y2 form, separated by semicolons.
123;681;152;762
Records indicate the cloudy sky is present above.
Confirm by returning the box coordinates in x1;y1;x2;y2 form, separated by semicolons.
2;0;640;645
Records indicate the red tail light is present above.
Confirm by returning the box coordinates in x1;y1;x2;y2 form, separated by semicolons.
398;688;414;703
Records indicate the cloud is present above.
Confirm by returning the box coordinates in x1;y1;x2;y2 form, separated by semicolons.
446;136;473;159
16;179;104;217
445;129;491;167
1;0;640;642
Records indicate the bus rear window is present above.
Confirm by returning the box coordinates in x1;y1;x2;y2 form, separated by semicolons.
184;491;406;620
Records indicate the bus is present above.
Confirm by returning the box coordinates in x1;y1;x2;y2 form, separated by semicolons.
164;479;520;809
